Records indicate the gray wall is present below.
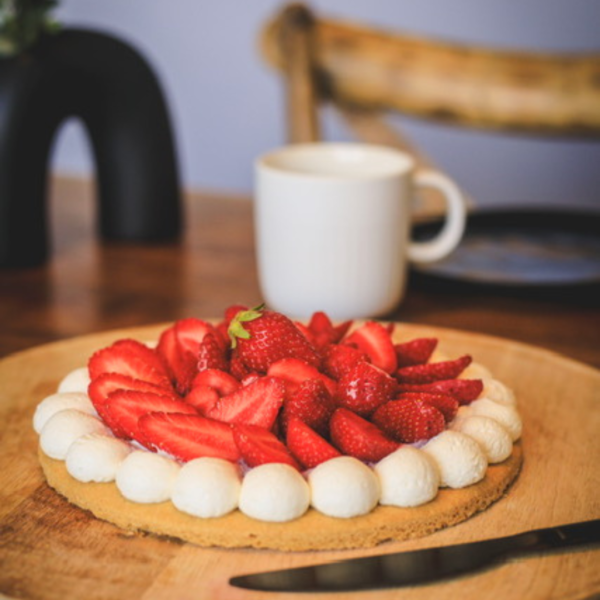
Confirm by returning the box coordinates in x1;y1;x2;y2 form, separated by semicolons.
54;0;600;208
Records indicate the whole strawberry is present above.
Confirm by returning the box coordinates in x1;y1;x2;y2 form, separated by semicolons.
228;305;320;373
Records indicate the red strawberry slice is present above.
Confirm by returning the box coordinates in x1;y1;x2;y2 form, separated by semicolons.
267;357;337;397
228;306;321;373
397;378;484;405
206;376;285;429
343;321;397;374
139;412;240;462
335;361;397;416
397;392;459;422
175;317;221;353
89;339;172;390
394;338;438;367
281;378;336;436
395;355;472;384
191;369;240;397
306;311;352;349
88;373;165;437
88;372;178;433
171;319;222;394
372;398;445;443
197;333;229;373
293;321;318;347
156;325;184;384
104;390;197;441
329;408;399;462
184;385;220;414
232;423;300;469
286;418;341;469
320;343;367;381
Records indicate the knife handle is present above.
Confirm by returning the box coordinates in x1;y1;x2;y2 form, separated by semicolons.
516;518;600;556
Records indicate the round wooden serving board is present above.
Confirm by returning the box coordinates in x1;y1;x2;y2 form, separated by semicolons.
0;322;599;600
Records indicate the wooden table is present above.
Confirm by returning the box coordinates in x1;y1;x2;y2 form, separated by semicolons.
0;177;599;600
1;177;599;368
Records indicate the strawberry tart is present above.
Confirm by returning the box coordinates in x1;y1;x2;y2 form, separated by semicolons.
34;305;523;551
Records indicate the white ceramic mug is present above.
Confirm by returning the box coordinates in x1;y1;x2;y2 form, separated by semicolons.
254;143;467;320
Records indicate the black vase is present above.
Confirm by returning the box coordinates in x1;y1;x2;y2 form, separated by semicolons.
0;28;182;267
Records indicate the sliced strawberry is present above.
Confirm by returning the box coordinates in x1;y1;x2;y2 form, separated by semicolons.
395;355;472;384
184;385;220;414
156;325;184;384
240;373;261;387
174;350;200;396
286;419;341;469
306;311;352;349
281;378;336;436
206;376;285;429
232;423;300;469
139;412;240;462
267;357;337;397
170;318;221;394
397;392;459;422
343;321;397;374
335;361;397;416
104;390;197;441
89;339;172;390
396;379;484;405
293;321;318;348
88;372;178;431
329;408;399;462
320;343;367;380
175;317;221;353
197;332;229;372
394;338;438;367
191;368;240;396
372;398;445;443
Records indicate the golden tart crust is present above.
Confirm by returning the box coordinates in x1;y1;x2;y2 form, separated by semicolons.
39;443;522;551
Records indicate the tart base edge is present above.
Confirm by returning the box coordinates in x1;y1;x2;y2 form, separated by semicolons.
38;443;523;552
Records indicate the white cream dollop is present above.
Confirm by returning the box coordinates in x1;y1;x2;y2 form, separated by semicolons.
33;392;97;434
116;450;180;503
423;430;487;488
451;415;513;464
39;409;109;460
172;457;242;518
375;446;439;507
309;456;380;518
57;368;91;394
460;398;522;441
239;463;310;522
481;379;517;406
66;433;131;482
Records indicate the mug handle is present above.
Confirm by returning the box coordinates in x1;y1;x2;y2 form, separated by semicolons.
407;169;467;264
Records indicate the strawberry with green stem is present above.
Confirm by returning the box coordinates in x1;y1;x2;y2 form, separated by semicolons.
228;304;320;373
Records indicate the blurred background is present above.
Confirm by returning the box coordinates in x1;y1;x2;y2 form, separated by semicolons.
53;0;600;209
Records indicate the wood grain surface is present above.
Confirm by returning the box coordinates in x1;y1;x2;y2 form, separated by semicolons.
0;322;598;600
1;176;599;370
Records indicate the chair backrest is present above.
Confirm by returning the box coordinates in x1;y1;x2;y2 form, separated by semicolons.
259;4;600;216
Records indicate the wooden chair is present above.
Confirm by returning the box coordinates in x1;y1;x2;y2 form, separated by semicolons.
259;4;600;217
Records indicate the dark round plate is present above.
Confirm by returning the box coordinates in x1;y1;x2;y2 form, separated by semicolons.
411;207;600;288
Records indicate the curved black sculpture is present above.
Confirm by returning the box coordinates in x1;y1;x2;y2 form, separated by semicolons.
0;29;182;267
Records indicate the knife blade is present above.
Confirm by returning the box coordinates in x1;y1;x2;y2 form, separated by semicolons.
230;518;600;593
